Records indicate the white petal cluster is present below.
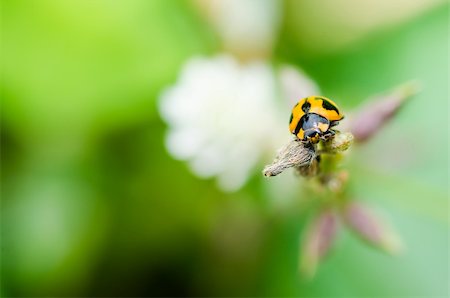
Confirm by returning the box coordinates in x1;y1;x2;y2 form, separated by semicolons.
159;55;286;191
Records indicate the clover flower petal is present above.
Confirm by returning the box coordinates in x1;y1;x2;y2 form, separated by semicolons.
159;55;290;191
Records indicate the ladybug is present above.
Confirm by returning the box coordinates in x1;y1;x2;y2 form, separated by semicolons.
289;96;344;144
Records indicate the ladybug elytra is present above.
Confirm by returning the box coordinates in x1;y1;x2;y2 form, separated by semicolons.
289;96;344;144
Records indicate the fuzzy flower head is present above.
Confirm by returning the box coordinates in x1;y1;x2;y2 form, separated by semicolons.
159;55;290;191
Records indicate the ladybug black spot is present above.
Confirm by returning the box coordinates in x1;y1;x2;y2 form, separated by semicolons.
301;100;311;113
294;114;306;135
321;98;340;114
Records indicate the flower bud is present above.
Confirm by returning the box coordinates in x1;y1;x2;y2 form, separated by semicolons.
300;209;339;278
342;201;403;255
322;132;354;154
319;170;349;193
263;139;315;177
296;157;319;178
348;81;420;142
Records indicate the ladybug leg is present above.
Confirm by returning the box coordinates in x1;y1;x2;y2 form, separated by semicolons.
330;121;339;127
303;129;321;144
320;129;335;141
300;138;310;145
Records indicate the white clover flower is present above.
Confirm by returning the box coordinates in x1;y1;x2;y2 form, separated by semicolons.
159;55;282;191
159;55;319;191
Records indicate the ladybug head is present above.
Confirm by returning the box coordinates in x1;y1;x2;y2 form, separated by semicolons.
304;129;321;144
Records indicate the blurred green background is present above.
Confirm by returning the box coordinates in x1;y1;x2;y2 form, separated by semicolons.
1;0;448;297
